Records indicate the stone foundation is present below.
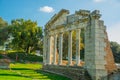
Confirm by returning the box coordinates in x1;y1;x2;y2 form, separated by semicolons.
43;65;91;80
43;65;120;80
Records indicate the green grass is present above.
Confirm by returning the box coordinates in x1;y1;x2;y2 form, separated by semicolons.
0;63;71;80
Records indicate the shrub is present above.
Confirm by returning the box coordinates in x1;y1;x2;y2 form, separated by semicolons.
0;54;2;59
7;52;43;62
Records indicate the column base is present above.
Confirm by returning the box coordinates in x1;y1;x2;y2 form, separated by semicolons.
43;63;47;65
67;63;73;66
52;62;57;65
75;61;81;66
47;63;51;65
67;61;72;66
74;64;79;66
58;63;62;65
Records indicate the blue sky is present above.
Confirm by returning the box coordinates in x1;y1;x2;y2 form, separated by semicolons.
0;0;120;43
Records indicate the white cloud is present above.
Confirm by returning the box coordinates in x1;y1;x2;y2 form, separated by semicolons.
93;0;105;3
39;6;54;13
107;22;120;44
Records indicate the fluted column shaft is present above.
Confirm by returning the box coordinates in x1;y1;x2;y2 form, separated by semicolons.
76;29;81;66
43;36;46;65
58;33;63;65
68;31;73;66
47;36;52;64
53;34;57;65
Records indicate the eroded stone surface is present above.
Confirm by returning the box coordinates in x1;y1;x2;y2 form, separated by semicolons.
104;31;117;73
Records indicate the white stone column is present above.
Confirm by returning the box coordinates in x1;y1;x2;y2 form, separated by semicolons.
58;33;63;65
68;31;72;66
53;34;57;65
47;35;52;64
43;35;46;65
76;29;81;66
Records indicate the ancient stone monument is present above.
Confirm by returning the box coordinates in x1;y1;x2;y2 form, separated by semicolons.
43;9;117;80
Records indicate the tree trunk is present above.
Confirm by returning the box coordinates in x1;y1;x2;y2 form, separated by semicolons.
26;46;31;54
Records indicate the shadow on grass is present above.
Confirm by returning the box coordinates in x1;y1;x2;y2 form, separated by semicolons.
11;68;71;80
0;67;71;80
12;68;71;80
0;68;33;79
11;68;32;70
0;74;21;77
0;72;32;79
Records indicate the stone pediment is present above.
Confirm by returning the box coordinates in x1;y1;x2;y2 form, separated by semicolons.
45;9;69;30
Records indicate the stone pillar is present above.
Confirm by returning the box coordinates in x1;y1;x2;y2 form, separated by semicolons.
68;31;73;66
76;29;81;66
43;35;46;65
53;34;57;65
85;10;108;80
47;35;52;64
58;33;63;65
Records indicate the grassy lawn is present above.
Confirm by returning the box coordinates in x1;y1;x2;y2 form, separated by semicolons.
0;63;71;80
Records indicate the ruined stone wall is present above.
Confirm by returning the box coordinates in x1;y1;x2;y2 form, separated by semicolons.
85;13;108;80
43;65;91;80
44;9;117;80
85;11;117;79
104;31;117;73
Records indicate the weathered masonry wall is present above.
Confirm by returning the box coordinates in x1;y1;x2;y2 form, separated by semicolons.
84;10;117;80
43;9;117;80
43;65;91;80
43;65;120;80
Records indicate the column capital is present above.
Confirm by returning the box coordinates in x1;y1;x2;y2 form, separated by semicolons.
59;32;63;35
69;30;73;33
54;34;58;37
48;35;52;37
76;28;81;31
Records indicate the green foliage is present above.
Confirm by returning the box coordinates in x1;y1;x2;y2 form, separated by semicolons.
110;41;120;63
0;17;8;28
0;54;2;59
0;17;8;45
9;19;43;53
7;52;43;62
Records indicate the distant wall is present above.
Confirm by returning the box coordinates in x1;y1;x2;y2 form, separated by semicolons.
0;59;10;69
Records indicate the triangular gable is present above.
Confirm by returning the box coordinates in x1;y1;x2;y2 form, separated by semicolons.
45;9;69;30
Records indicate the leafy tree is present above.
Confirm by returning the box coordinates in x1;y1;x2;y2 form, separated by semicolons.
0;17;8;28
0;17;8;45
9;19;43;54
110;41;120;63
